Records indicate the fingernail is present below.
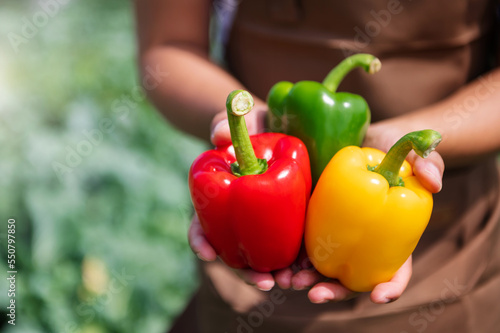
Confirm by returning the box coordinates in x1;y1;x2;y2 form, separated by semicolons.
312;298;330;304
257;281;274;291
384;296;399;304
312;287;334;304
196;252;210;262
425;164;442;192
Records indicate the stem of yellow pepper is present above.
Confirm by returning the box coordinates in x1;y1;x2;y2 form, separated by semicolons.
373;130;442;187
226;90;268;176
322;54;382;93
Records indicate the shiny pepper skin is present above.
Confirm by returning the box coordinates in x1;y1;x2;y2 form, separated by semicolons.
190;132;312;273
305;146;434;292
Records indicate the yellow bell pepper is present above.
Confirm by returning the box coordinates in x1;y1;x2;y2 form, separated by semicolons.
305;130;442;292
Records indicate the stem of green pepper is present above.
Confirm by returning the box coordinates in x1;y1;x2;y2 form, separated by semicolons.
226;90;268;176
372;130;442;187
322;54;382;93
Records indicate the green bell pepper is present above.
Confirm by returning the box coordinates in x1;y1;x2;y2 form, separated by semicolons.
267;53;381;185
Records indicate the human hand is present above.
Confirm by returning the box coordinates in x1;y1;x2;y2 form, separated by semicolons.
200;112;441;303
190;211;413;303
187;214;315;293
282;255;413;304
363;124;445;194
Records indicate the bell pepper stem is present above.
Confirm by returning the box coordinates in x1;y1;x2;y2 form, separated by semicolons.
226;90;268;176
373;130;442;187
322;54;382;93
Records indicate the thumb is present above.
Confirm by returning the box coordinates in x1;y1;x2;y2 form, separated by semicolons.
407;150;445;193
211;118;232;147
210;107;267;147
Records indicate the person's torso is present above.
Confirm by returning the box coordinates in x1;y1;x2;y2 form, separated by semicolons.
194;3;500;332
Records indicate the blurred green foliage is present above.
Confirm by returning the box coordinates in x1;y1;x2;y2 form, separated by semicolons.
0;1;206;332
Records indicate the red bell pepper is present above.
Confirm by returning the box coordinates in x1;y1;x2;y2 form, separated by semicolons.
189;90;312;272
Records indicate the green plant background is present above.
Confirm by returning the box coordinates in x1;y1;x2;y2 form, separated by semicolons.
0;1;206;332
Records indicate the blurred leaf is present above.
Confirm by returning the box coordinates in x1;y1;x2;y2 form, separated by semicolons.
0;0;206;332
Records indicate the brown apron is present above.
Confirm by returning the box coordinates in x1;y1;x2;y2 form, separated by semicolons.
171;1;500;332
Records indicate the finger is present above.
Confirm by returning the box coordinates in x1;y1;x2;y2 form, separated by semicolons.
274;267;294;289
210;117;231;147
308;281;358;304
407;150;445;193
236;269;275;291
291;269;324;290
210;107;268;147
370;256;413;304
188;215;217;262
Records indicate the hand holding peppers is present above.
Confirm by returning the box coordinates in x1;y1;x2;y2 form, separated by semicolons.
305;129;442;292
189;90;312;272
189;65;445;302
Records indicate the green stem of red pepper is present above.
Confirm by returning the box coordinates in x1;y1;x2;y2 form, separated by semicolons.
226;90;268;176
371;130;442;187
322;54;382;93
